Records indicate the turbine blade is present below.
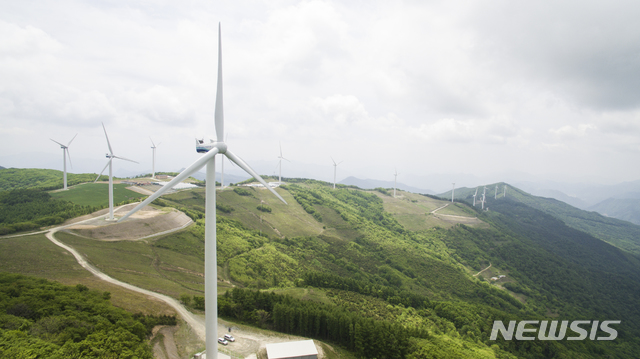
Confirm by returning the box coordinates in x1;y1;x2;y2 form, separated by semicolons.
279;142;282;157
66;148;73;169
118;147;219;222
338;161;343;165
95;161;110;182
214;23;224;142
150;137;156;147
113;155;139;164
102;123;113;155
331;156;336;166
225;150;287;204
50;138;65;147
67;133;78;147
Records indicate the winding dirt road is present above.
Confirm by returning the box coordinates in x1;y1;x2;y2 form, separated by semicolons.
39;209;207;342
473;262;492;277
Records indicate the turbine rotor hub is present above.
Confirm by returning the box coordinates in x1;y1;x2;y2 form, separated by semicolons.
216;142;227;154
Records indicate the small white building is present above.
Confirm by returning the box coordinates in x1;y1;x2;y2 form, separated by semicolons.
266;340;318;359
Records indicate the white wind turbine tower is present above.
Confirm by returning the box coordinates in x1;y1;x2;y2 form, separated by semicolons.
393;169;399;198
95;123;138;221
451;183;455;202
277;142;290;185
495;185;498;200
50;134;77;190
331;157;343;189
118;24;287;358
473;187;478;206
481;186;487;210
150;138;160;179
504;185;507;197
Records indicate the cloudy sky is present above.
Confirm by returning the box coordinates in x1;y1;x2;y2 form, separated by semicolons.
1;0;639;192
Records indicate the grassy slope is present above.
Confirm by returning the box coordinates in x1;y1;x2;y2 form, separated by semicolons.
50;182;147;207
0;233;175;316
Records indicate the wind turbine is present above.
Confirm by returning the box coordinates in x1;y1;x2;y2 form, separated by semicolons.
118;24;287;358
495;185;498;200
50;134;77;190
504;185;507;197
451;183;455;202
473;187;478;206
277;142;290;185
331;156;343;189
95;123;138;221
393;169;399;198
481;186;487;210
150;138;160;179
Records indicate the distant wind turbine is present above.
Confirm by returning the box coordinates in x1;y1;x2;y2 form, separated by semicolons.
451;183;455;202
473;187;478;206
95;123;138;221
504;185;507;197
331;157;343;189
118;24;286;358
277;142;290;185
394;169;399;198
495;185;498;200
482;187;487;210
150;137;160;179
50;134;77;190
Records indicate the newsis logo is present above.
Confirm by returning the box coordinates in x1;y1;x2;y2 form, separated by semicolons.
490;320;621;341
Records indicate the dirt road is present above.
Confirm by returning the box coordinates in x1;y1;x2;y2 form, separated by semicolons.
43;214;207;342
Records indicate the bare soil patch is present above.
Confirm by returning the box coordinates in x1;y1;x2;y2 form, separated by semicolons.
65;206;192;241
152;325;180;359
217;319;327;359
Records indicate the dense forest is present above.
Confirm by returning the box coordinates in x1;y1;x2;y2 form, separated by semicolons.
0;273;175;358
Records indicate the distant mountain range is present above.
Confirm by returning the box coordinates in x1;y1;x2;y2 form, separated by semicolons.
513;179;640;225
339;176;436;194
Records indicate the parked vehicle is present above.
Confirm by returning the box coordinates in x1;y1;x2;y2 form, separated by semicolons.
224;334;235;342
218;338;228;346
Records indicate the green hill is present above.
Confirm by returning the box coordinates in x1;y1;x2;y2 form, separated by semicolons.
447;183;640;256
0;172;145;235
4;177;640;358
0;168;107;191
589;197;640;226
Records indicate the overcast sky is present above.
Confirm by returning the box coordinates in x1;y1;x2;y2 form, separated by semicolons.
2;0;640;191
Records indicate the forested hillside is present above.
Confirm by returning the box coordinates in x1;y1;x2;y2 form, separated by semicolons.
589;197;640;226
0;189;98;235
144;180;640;358
449;183;640;256
0;168;107;191
0;169;144;235
0;273;175;358
4;175;640;358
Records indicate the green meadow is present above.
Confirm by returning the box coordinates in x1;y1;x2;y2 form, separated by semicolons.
50;182;146;207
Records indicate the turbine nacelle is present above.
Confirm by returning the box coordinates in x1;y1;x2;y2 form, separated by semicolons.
196;138;226;153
